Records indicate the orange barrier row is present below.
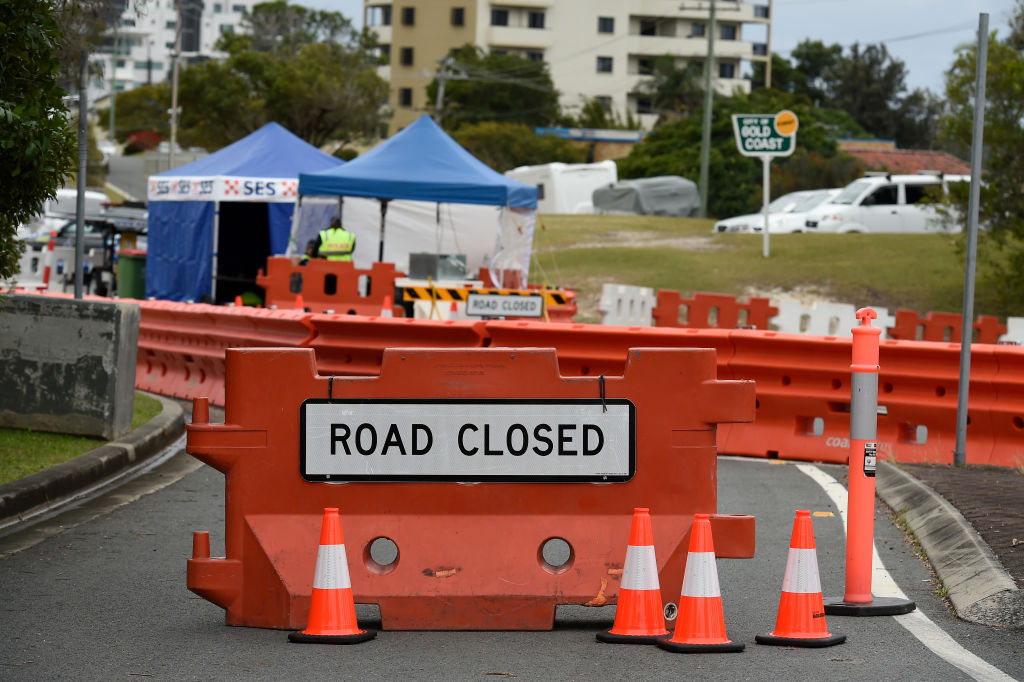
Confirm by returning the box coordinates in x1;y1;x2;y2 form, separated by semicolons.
887;309;1006;344
256;257;405;315
135;300;314;406
653;291;778;330
186;346;756;630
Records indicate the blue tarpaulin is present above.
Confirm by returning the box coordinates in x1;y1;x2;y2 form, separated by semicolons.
146;122;342;301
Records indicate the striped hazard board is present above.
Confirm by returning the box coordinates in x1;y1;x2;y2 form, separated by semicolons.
400;287;569;307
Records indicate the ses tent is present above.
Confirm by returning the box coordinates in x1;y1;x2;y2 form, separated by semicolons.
146;122;342;302
296;115;538;284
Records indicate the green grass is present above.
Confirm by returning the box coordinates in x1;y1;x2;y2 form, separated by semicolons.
0;392;164;486
530;214;1000;323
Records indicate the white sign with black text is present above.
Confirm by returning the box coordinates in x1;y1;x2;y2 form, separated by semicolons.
465;292;544;318
301;399;635;482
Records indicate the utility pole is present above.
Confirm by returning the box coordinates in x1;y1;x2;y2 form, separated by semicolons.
169;0;183;168
434;56;465;123
765;0;773;88
109;28;117;143
698;0;717;219
75;55;89;300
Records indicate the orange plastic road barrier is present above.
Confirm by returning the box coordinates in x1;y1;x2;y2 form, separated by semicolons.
756;510;846;648
887;309;1006;344
825;310;916;617
257;257;403;316
288;508;376;644
185;346;756;630
305;314;489;377
596;508;669;644
652;291;778;330
657;514;744;653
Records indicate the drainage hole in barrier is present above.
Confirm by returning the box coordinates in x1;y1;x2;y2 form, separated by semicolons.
882;382;894;393
831;378;842;390
781;375;792;386
935;386;946;397
539;537;574;575
364;537;399;575
1014;416;1024;430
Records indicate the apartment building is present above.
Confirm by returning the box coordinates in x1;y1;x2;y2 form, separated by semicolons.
92;0;262;104
366;0;771;132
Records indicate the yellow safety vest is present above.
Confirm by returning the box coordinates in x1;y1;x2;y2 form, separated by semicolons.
318;227;355;261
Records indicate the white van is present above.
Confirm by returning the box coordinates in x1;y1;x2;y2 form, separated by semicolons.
19;188;110;237
504;161;617;214
804;173;968;234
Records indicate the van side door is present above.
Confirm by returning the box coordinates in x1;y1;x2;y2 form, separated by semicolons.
902;181;942;232
857;183;902;232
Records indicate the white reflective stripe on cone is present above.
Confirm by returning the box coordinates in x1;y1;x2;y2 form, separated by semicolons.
313;544;352;590
621;545;660;590
781;548;821;594
680;551;721;598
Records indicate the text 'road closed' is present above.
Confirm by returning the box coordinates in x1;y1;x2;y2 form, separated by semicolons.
301;399;635;481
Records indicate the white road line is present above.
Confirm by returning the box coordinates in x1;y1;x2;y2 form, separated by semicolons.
796;463;1016;682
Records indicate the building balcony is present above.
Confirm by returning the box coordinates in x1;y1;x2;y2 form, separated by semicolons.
371;25;392;43
631;0;769;23
623;35;755;60
485;25;553;49
490;0;554;8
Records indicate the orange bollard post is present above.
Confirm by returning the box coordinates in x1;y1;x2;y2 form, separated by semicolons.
41;230;57;289
824;308;916;617
597;508;669;644
657;514;744;653
289;508;376;644
757;510;846;647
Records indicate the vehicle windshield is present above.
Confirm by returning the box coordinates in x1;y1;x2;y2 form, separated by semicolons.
767;192;808;213
792;192;835;212
832;180;873;205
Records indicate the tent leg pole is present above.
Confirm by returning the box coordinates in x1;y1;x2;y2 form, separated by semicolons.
212;201;220;302
378;199;389;263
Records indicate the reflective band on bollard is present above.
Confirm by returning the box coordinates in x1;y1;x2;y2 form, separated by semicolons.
824;308;916;617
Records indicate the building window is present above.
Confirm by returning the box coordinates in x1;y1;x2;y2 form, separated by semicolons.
401;6;415;25
232;4;244;12
398;88;413;107
219;24;234;34
639;18;657;36
166;20;176;29
755;5;770;18
491;8;508;26
691;22;705;37
753;43;767;56
376;44;391;60
719;62;736;79
720;24;737;40
637;57;655;75
213;3;221;11
400;47;414;66
635;96;653;114
597;56;613;73
528;11;545;29
368;5;392;26
595;96;612;111
526;51;543;62
598;16;614;33
165;41;175;49
451;7;465;26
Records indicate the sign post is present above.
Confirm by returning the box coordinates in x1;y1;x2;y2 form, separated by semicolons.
731;110;799;258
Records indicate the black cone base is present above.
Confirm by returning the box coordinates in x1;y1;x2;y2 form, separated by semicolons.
596;629;666;644
824;596;916;616
288;629;377;644
756;632;847;648
657;636;745;653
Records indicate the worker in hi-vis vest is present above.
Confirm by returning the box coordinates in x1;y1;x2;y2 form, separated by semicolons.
313;217;356;261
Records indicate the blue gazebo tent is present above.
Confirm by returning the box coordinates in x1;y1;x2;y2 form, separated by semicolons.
146;122;342;302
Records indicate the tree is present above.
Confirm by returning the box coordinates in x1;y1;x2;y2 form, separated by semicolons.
617;89;867;218
0;0;77;280
565;97;640;130
450;122;586;172
631;55;704;123
939;3;1024;315
427;45;561;130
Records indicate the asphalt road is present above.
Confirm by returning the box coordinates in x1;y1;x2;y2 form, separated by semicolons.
0;452;1020;681
106;154;147;202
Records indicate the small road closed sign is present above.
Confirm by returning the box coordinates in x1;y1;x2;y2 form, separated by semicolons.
732;110;799;157
466;291;544;318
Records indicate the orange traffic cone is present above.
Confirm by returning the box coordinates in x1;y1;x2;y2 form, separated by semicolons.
233;295;243;307
295;293;305;311
288;508;376;644
756;510;846;648
597;508;669;644
657;514;744;653
380;295;394;317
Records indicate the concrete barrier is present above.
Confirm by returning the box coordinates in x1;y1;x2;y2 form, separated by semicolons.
0;294;139;439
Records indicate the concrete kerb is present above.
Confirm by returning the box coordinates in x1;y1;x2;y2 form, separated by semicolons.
0;393;185;525
876;460;1024;630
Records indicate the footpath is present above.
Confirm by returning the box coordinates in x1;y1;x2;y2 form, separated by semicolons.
0;394;1020;630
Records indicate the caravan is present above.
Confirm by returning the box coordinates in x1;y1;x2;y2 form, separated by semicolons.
504;161;617;214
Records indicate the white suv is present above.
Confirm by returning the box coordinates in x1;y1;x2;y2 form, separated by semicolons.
804;173;969;233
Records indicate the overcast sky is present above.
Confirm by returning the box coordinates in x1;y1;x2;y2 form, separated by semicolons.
321;0;1016;95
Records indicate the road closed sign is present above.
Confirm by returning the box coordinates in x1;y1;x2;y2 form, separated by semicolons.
732;110;798;157
301;398;635;482
466;292;544;318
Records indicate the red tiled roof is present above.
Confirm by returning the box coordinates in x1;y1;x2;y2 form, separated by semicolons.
842;148;972;175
